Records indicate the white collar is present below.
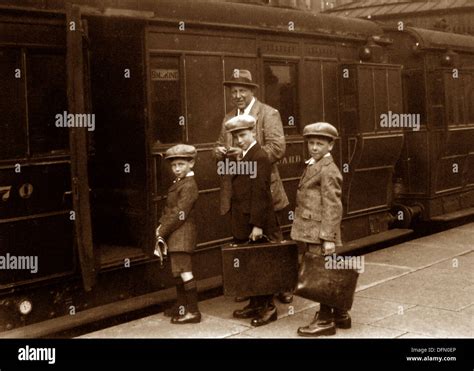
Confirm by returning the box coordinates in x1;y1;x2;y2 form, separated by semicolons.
242;140;257;158
305;153;331;165
174;171;195;183
238;97;256;116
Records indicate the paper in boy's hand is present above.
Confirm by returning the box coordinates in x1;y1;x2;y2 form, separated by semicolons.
158;236;168;256
154;236;168;264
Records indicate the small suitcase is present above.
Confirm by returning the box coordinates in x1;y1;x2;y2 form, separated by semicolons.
295;252;359;311
221;240;299;297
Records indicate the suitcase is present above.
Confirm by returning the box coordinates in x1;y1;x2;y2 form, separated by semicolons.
295;252;359;311
221;240;299;297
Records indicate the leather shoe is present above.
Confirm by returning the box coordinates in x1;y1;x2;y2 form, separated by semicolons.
235;296;249;303
334;311;351;329
164;303;185;317
251;306;277;327
233;304;262;319
297;319;336;337
277;292;293;304
171;311;201;324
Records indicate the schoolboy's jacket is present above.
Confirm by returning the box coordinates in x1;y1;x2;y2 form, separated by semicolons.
216;99;289;215
159;175;198;253
290;154;343;246
231;142;277;236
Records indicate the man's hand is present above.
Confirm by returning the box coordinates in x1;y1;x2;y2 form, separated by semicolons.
249;226;263;241
322;241;336;256
214;146;228;159
226;146;243;159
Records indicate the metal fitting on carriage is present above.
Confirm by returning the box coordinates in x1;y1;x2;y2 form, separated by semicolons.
390;204;423;229
359;36;385;62
440;49;459;67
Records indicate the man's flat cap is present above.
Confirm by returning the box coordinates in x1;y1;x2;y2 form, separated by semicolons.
225;114;256;133
303;122;339;140
165;144;197;160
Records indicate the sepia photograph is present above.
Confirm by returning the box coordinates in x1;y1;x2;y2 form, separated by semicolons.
0;0;472;366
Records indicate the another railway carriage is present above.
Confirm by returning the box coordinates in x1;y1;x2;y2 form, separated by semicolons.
385;27;474;225
0;0;464;335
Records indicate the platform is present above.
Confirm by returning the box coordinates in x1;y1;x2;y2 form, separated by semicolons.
79;223;474;339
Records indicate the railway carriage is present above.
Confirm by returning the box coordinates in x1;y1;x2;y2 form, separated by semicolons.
0;0;466;335
384;27;474;225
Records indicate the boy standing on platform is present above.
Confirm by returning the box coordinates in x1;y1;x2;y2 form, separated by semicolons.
224;114;281;327
156;144;201;324
291;122;351;337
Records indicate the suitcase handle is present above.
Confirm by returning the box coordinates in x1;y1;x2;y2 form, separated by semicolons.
230;235;272;247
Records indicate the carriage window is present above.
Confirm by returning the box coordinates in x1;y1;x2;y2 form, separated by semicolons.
264;62;298;135
150;56;183;144
0;49;27;159
27;51;68;154
465;73;474;124
403;70;426;126
429;72;444;127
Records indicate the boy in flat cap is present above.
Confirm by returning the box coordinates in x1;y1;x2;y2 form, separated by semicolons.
224;114;280;327
156;144;201;324
291;122;350;337
215;68;292;304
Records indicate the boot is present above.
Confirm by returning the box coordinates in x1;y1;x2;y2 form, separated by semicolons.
251;296;278;327
277;292;293;304
297;304;336;337
164;279;186;317
334;307;351;329
171;278;201;324
233;296;263;319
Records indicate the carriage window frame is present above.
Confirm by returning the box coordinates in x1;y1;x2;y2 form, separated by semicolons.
402;69;427;128
26;48;69;156
263;60;299;136
440;68;474;128
148;53;186;146
0;47;69;161
0;47;26;160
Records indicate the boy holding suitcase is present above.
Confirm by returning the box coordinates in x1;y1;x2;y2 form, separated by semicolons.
224;114;281;327
291;122;351;337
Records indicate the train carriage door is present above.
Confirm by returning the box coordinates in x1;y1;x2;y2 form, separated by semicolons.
66;4;96;291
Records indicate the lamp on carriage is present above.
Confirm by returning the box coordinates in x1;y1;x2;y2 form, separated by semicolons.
441;48;458;67
359;37;383;62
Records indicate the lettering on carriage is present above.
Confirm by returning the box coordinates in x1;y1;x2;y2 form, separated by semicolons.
262;42;296;55
306;45;336;57
151;68;179;81
278;155;302;165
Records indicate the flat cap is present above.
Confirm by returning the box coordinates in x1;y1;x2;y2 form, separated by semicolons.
164;144;197;160
225;114;256;133
303;122;339;140
223;69;259;89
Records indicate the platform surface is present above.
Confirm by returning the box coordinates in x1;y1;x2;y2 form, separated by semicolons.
79;223;474;339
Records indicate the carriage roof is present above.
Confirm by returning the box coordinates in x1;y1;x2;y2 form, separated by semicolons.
0;0;382;41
